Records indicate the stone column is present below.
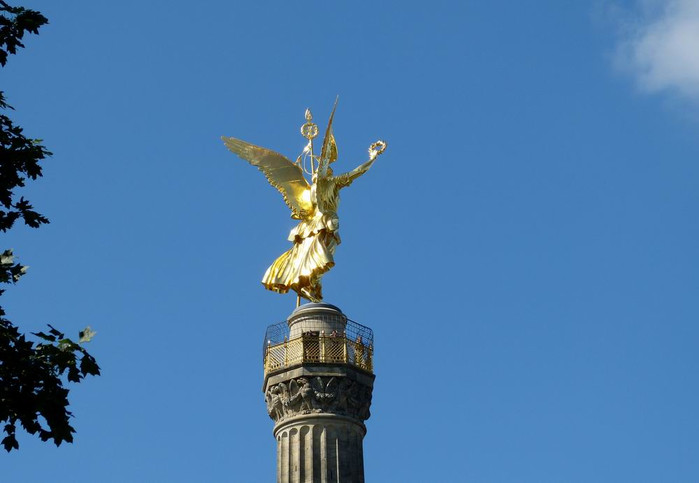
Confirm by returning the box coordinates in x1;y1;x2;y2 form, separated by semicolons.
263;303;374;483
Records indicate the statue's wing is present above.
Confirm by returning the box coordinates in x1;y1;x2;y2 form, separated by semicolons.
288;379;299;397
222;136;313;220
320;99;338;166
325;377;337;394
311;377;325;394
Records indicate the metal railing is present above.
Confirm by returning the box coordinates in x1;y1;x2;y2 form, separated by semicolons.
263;331;373;376
263;317;373;352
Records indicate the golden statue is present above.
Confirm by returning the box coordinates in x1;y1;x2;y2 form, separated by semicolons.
222;102;386;304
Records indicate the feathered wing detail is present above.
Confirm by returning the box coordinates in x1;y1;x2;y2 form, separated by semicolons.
222;136;313;219
324;377;337;395
322;132;338;165
288;379;299;397
320;100;338;167
311;377;325;394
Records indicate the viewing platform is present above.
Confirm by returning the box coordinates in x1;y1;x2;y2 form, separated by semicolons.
262;305;374;377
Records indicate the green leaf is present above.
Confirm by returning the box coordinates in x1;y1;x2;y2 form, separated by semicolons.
32;331;55;342
78;326;96;343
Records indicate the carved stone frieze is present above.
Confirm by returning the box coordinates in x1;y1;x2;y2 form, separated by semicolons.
265;375;372;423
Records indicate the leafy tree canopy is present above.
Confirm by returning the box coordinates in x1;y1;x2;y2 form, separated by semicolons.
0;1;100;452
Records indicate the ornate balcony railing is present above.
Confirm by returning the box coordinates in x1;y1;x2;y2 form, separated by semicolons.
263;319;374;376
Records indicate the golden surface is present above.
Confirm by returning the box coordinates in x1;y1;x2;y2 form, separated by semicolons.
264;333;373;376
222;103;386;302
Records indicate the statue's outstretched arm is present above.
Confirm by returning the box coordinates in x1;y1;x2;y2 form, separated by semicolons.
336;141;386;188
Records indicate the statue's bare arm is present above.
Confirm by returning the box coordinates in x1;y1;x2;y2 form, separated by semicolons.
336;141;387;188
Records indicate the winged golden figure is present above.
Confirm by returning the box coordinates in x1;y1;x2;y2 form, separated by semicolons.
222;103;386;304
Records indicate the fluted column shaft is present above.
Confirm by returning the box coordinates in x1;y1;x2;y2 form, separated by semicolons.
275;416;365;483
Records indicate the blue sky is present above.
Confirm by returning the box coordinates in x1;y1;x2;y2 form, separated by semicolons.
3;1;699;481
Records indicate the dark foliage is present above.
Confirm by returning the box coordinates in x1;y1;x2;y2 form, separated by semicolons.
0;318;100;451
0;2;100;452
0;1;50;232
0;0;47;67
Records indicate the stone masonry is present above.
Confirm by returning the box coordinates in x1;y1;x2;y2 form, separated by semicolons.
263;304;374;483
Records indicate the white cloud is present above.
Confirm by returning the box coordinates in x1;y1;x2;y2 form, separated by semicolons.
615;0;699;100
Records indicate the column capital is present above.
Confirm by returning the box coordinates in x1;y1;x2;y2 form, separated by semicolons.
264;373;373;425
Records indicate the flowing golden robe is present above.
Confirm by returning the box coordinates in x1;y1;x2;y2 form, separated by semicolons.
263;213;338;301
263;175;345;302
